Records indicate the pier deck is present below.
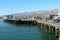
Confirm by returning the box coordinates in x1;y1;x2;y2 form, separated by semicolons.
36;20;60;28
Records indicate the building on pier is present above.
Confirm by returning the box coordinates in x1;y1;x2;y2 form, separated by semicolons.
3;15;13;19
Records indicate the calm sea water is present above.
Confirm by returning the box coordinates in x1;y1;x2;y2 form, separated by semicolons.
0;20;58;40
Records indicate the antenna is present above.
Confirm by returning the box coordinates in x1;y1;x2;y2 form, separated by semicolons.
8;8;12;15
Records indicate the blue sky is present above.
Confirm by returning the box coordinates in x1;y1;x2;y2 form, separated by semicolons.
0;0;60;15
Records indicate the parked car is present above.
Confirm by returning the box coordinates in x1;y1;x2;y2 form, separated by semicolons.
52;17;60;23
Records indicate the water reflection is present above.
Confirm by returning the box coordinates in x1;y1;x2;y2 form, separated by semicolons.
39;26;59;40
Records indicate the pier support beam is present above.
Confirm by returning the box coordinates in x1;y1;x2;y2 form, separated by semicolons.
55;27;59;39
44;25;49;32
41;24;44;29
49;26;54;34
45;25;49;32
59;28;60;40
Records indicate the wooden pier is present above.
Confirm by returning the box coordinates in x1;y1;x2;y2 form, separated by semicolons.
4;19;35;25
3;19;60;40
35;20;60;40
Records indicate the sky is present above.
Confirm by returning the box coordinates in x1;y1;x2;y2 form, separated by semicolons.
0;0;60;15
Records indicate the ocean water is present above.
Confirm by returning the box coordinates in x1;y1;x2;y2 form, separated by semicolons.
0;20;58;40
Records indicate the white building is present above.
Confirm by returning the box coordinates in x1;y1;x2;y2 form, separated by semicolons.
3;16;8;19
57;9;60;16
